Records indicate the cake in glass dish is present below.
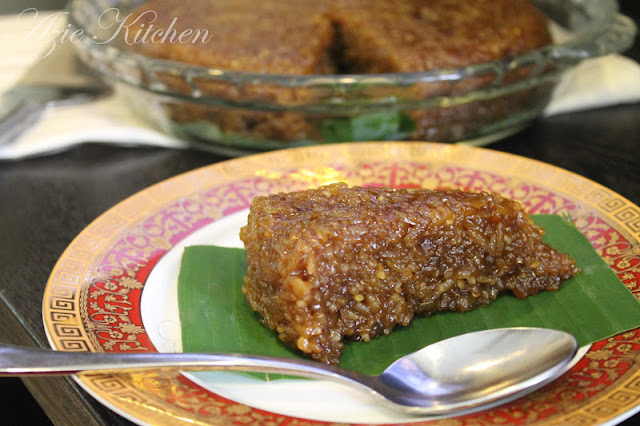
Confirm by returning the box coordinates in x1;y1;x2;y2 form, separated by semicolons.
122;0;553;144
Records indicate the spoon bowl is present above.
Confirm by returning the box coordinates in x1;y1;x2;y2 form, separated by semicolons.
0;327;577;415
373;327;578;413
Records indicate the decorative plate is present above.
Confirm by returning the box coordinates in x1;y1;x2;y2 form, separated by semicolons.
43;142;640;425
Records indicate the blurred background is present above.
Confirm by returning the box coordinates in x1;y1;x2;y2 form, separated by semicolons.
1;1;63;424
2;0;67;13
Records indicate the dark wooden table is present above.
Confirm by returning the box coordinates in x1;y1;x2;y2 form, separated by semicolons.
1;2;639;425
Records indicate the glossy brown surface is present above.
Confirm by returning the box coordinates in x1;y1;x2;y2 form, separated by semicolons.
125;0;335;74
128;0;550;74
240;184;577;364
332;0;551;73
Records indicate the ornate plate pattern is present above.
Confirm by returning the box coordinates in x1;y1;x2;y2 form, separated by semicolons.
42;142;640;425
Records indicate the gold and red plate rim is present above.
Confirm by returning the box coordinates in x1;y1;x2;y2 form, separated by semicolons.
42;142;640;425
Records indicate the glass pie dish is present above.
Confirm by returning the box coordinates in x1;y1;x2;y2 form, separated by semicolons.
67;0;637;156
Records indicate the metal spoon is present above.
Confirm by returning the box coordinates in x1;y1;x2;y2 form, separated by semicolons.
0;327;576;415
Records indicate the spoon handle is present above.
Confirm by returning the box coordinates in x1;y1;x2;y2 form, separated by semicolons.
0;342;362;383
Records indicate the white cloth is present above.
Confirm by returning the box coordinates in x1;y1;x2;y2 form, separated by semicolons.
543;54;640;116
0;10;191;160
1;11;639;160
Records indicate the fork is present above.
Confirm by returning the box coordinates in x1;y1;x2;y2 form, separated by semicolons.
0;41;109;145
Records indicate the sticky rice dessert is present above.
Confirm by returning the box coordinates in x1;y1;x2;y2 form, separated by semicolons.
240;183;579;364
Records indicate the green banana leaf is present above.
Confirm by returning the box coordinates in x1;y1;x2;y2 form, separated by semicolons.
178;214;640;377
